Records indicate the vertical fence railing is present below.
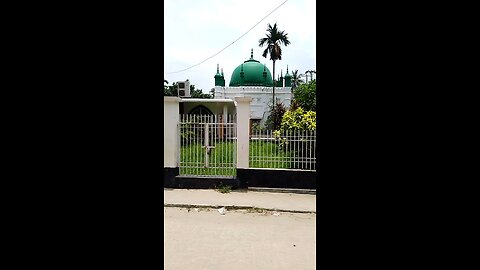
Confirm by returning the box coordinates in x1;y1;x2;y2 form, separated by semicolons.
249;129;316;171
179;114;237;177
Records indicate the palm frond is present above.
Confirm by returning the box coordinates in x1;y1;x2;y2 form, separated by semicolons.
258;37;269;47
262;47;269;58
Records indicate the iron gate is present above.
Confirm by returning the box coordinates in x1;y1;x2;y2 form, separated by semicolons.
178;114;237;177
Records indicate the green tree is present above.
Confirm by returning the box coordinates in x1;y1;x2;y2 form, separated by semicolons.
163;81;212;98
293;80;316;111
304;70;316;83
163;81;177;96
291;69;304;91
265;101;286;131
190;85;212;98
164;80;169;95
258;23;290;105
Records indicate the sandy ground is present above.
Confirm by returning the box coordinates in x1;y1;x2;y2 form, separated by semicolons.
164;207;316;270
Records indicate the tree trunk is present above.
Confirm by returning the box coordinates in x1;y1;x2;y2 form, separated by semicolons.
272;60;276;105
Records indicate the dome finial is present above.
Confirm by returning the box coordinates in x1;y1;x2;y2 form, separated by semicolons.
251;49;253;59
286;65;289;73
217;64;219;73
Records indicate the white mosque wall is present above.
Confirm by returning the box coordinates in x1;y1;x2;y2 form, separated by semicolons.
181;100;236;116
214;86;292;126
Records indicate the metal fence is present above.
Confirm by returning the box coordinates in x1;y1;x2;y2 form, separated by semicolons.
249;129;316;171
178;114;237;177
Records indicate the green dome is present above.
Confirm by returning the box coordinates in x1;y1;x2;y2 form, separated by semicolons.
229;53;273;87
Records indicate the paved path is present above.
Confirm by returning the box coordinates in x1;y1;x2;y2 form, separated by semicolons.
164;207;316;270
164;188;316;213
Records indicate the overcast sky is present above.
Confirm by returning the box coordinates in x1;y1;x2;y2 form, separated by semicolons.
164;0;316;93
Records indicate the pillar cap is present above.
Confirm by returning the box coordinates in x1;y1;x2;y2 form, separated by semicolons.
164;97;181;102
234;96;252;103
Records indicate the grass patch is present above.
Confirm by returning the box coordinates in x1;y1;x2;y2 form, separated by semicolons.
180;141;294;176
180;142;236;176
249;141;292;169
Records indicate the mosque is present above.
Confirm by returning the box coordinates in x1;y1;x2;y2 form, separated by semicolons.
212;49;292;126
179;49;293;130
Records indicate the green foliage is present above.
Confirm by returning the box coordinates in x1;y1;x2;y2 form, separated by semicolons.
289;99;300;111
279;107;316;131
258;23;291;102
180;141;293;175
274;106;317;170
180;142;236;176
190;85;212;98
164;82;178;96
293;80;316;111
249;141;291;169
163;81;212;98
216;184;232;194
163;80;169;94
265;102;286;131
258;23;291;62
291;69;304;90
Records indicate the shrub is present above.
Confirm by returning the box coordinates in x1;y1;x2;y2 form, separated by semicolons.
279;107;316;131
273;107;316;170
265;101;286;131
293;80;316;111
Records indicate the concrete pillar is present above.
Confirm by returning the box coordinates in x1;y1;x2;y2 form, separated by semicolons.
164;97;180;168
235;97;252;169
223;104;228;124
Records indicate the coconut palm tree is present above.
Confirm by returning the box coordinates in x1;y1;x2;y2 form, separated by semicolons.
305;70;316;82
291;69;304;90
258;23;290;105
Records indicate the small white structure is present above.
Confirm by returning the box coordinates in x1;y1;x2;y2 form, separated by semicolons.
177;80;190;97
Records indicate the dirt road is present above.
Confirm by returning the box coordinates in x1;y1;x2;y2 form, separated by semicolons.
164;207;316;270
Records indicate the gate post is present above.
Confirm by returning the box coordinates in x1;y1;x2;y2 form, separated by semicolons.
235;97;252;169
164;97;180;187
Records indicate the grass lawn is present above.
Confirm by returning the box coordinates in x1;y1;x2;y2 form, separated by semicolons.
179;141;291;176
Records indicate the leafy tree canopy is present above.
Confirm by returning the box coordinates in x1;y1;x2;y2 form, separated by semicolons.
293;80;316;111
163;81;212;98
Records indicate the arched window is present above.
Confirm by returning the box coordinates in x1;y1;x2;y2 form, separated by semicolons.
189;105;213;115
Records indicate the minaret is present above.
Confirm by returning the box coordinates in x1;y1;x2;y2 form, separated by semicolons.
284;65;292;87
221;68;225;86
280;69;284;87
214;64;222;86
